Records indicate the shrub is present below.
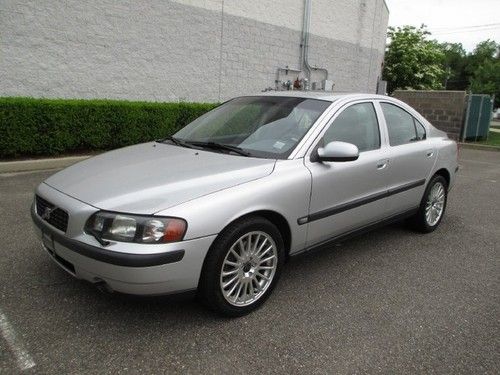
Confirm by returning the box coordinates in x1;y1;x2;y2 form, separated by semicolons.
0;97;217;158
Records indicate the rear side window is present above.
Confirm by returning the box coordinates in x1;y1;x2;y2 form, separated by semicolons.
415;119;426;140
322;102;380;152
381;103;418;146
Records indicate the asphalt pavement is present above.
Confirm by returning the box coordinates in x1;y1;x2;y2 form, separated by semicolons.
0;148;499;374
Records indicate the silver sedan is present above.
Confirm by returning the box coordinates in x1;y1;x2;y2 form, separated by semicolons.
31;92;458;316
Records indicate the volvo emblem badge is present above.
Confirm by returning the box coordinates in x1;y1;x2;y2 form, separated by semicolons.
41;207;54;220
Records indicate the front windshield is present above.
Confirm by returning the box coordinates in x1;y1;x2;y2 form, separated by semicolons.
173;96;331;159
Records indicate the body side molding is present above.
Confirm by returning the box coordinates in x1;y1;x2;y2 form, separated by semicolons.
298;179;425;225
292;207;419;257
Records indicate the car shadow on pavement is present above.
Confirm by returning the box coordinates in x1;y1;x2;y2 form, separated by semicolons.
32;221;419;322
28;213;464;335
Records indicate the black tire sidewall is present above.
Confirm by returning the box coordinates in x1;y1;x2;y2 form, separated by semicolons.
198;216;285;317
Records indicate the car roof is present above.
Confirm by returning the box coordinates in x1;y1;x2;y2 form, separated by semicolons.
253;91;390;102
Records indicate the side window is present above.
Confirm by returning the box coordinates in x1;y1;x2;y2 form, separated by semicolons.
414;119;426;140
322;103;380;152
380;103;418;146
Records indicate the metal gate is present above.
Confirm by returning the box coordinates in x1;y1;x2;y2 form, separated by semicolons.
461;94;493;141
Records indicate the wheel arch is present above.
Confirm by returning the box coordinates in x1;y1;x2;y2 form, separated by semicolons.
209;209;292;259
197;209;292;294
234;210;292;258
433;168;451;188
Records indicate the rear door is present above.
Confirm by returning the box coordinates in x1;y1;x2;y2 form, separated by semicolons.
303;101;389;246
377;101;436;216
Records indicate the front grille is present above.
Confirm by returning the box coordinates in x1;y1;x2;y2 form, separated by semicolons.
35;195;69;233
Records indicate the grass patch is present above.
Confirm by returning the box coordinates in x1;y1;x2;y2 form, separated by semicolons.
476;131;500;147
467;131;500;147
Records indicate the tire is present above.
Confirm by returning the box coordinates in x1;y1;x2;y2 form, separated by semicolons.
409;175;448;233
198;216;285;317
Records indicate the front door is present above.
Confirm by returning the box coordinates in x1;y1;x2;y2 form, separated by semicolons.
303;101;389;247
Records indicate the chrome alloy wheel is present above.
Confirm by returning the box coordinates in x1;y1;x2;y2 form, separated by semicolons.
425;181;445;226
220;231;278;307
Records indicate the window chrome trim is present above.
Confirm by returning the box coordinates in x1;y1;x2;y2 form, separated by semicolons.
376;100;431;145
302;98;386;159
320;101;381;152
378;101;424;147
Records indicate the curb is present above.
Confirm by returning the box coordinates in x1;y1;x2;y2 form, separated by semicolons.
0;155;91;174
458;142;500;152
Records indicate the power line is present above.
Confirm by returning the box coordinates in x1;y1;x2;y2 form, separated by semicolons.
430;22;500;31
432;26;500;35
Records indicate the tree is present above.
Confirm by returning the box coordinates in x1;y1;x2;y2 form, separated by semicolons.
440;42;468;90
468;41;500;107
466;40;499;75
382;25;446;93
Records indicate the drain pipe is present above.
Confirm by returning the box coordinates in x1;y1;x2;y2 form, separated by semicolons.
300;0;312;81
301;0;329;85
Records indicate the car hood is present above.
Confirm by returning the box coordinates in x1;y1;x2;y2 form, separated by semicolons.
44;142;276;214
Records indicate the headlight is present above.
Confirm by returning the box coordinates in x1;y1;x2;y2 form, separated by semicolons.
85;211;187;244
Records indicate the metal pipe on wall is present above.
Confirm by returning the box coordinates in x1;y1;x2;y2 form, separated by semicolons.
300;0;311;80
301;0;329;84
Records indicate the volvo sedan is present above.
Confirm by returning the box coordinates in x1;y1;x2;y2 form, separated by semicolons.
31;92;458;316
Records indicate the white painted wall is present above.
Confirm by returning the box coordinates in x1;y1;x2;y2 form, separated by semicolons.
0;0;389;101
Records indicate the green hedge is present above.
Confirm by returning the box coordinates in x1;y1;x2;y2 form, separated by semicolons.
0;97;218;159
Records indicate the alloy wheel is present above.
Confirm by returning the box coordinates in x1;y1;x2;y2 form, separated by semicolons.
219;231;278;307
425;181;445;226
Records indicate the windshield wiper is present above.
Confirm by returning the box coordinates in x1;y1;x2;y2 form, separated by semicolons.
156;136;194;149
186;141;251;157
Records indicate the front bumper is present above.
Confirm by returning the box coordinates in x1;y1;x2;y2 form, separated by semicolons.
31;187;216;295
32;209;185;268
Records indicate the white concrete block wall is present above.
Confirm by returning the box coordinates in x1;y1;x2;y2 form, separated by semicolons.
0;0;389;102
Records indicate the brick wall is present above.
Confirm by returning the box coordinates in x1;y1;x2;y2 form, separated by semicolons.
0;0;389;102
392;90;466;140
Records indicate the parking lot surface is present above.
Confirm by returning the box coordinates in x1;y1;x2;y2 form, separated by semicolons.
0;148;499;374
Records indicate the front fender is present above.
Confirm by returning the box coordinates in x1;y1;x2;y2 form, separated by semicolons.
156;159;312;254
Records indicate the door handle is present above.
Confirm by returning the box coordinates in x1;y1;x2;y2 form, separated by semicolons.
426;150;434;158
376;159;389;170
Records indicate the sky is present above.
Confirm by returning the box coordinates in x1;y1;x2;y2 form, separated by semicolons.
384;0;500;52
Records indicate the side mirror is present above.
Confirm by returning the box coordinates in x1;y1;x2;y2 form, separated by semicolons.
315;141;359;162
